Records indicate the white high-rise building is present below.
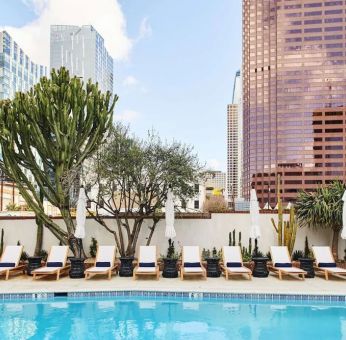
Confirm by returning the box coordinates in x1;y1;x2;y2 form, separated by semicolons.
227;70;243;205
0;30;47;100
50;25;113;93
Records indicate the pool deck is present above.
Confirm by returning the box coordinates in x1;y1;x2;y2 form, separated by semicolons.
1;273;346;296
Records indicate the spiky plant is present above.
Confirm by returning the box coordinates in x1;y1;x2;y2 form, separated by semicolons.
295;181;345;259
0;67;116;255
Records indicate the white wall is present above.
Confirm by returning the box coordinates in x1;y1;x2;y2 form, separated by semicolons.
0;213;344;258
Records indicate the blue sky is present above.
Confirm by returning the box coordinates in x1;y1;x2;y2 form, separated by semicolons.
0;0;242;171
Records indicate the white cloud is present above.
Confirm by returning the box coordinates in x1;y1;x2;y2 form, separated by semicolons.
137;17;152;41
2;0;132;66
114;109;140;123
207;159;222;171
123;75;138;87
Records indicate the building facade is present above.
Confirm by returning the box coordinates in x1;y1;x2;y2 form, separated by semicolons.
227;70;243;205
0;30;47;100
50;25;113;94
243;0;346;206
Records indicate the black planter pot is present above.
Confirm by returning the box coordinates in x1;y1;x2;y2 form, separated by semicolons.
252;257;269;278
27;256;43;276
119;257;134;277
205;257;221;277
162;258;178;278
69;257;85;279
299;258;315;278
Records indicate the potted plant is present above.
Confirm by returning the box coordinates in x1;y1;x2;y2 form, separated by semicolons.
162;239;179;278
205;247;221;277
297;236;315;278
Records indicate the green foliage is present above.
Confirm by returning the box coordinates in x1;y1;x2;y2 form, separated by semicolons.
0;67;116;255
17;241;28;261
89;237;98;258
304;236;313;258
203;196;228;213
88;124;203;257
295;181;345;258
266;251;272;261
37;249;48;261
202;247;221;260
292;250;304;261
166;239;179;259
6;203;21;211
271;175;297;255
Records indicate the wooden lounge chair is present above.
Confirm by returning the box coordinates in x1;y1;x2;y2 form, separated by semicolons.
32;246;70;280
312;246;346;280
180;246;206;280
0;245;26;280
85;245;117;280
221;246;252;280
133;246;160;280
269;246;306;280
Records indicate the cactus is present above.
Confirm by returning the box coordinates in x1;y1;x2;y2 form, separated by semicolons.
232;229;236;246
0;228;4;256
238;231;242;247
271;174;297;255
228;232;232;246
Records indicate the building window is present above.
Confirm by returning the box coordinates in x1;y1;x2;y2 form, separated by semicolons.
194;200;199;210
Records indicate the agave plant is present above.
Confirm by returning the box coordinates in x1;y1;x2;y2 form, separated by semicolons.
295;181;345;259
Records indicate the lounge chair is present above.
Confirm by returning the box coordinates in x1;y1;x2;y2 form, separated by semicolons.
85;245;117;280
269;246;306;280
133;246;160;280
312;246;346;280
180;246;206;280
32;246;70;280
0;245;26;280
221;246;252;280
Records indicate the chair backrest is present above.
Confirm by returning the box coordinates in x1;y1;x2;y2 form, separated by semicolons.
312;246;335;265
96;246;116;266
222;246;242;264
47;246;69;265
139;246;157;264
0;245;23;266
183;246;200;263
270;246;291;264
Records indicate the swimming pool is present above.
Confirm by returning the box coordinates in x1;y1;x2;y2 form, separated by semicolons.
0;295;345;339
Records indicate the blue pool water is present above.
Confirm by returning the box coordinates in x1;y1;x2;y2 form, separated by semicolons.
0;296;345;339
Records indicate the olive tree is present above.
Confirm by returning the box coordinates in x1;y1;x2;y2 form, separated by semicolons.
86;125;203;257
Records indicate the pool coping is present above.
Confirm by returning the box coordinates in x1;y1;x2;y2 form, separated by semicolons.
1;290;345;303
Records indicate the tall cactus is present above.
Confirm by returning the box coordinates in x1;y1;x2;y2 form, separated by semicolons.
0;67;117;255
271;174;297;255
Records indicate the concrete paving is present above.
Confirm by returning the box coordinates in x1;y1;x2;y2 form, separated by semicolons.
1;272;345;296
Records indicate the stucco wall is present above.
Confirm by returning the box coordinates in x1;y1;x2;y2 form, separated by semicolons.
0;213;344;258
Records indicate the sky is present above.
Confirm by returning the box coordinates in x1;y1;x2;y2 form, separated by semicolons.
0;0;242;171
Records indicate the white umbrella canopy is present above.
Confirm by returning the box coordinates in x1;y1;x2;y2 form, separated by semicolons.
249;189;261;239
341;190;346;240
74;187;86;239
165;188;176;239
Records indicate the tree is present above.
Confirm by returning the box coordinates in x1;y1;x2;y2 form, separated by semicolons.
0;67;116;255
295;181;345;259
203;195;228;213
86;125;203;257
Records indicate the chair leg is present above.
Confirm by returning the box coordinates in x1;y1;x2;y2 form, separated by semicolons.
278;271;282;280
56;271;60;281
108;270;111;280
325;271;329;280
181;271;184;280
5;270;9;281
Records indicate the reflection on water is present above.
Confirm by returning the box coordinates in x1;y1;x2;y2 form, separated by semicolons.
0;298;345;339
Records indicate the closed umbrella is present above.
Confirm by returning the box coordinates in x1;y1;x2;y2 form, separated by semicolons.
165;188;176;238
249;189;261;239
341;190;346;240
74;187;86;257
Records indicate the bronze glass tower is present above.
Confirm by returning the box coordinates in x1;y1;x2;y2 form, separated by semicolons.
243;0;346;206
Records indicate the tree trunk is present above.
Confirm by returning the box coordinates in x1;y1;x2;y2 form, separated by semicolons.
34;218;43;256
331;228;340;260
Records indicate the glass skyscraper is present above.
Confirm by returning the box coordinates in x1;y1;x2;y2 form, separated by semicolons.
50;25;113;94
243;0;346;206
0;30;47;100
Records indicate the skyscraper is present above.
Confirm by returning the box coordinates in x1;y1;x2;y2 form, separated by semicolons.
0;30;47;100
227;70;243;205
50;25;113;93
243;0;346;206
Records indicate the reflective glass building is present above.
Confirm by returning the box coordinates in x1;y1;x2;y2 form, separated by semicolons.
50;25;113;94
0;30;47;100
243;0;346;206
